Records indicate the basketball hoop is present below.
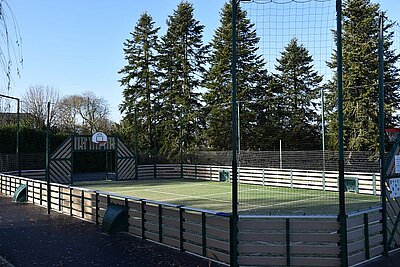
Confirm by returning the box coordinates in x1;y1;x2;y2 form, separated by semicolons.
92;132;108;147
385;128;400;143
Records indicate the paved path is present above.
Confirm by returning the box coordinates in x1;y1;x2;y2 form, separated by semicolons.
1;194;400;267
358;249;400;267
0;195;221;267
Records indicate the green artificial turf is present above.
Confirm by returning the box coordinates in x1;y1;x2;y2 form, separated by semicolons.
74;178;381;215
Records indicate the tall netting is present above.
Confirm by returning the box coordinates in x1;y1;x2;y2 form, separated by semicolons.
237;0;379;215
0;97;18;172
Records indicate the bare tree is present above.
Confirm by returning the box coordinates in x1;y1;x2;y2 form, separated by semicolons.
21;85;61;129
0;0;23;93
56;95;81;133
57;91;112;134
0;0;23;111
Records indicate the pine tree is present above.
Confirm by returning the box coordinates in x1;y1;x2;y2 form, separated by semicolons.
326;0;400;152
274;38;322;150
158;2;209;160
118;13;160;157
203;2;268;150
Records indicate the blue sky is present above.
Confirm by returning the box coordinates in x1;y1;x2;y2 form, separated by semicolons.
4;0;400;122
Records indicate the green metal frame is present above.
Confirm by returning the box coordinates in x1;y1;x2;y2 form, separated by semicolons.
231;1;239;266
378;12;389;255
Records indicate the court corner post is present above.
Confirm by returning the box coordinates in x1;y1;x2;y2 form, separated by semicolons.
336;0;348;266
46;101;51;215
231;0;239;266
378;12;388;256
134;107;139;180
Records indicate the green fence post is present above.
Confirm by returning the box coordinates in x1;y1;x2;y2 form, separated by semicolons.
378;12;388;256
40;183;43;205
115;139;119;181
336;0;348;265
323;171;326;191
45;102;51;214
180;106;183;180
134;107;139;180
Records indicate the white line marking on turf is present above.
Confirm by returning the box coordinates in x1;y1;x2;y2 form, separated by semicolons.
137;189;232;204
239;195;331;211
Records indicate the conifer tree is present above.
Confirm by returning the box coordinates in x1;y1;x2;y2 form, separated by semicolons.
326;0;400;152
274;38;322;149
158;2;209;159
203;2;268;150
118;13;160;156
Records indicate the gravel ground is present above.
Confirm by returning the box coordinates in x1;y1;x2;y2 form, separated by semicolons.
0;195;224;267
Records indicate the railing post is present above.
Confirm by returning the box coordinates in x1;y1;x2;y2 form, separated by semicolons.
364;213;370;259
286;218;291;266
229;214;238;267
69;187;73;216
202;212;207;257
141;200;146;239
81;190;85;218
58;185;62;212
179;207;184;252
95;192;99;225
158;204;163;243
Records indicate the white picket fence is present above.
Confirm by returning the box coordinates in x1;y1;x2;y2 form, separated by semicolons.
138;164;380;196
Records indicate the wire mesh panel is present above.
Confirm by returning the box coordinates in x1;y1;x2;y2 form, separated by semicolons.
383;20;400;250
235;0;338;215
235;0;383;215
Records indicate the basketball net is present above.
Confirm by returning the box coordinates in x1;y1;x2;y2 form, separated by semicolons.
97;141;107;147
385;128;400;143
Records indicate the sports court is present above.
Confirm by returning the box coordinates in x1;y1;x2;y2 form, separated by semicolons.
75;178;380;215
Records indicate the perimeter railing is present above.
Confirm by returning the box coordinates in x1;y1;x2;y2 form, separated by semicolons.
0;173;231;265
0;170;386;267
